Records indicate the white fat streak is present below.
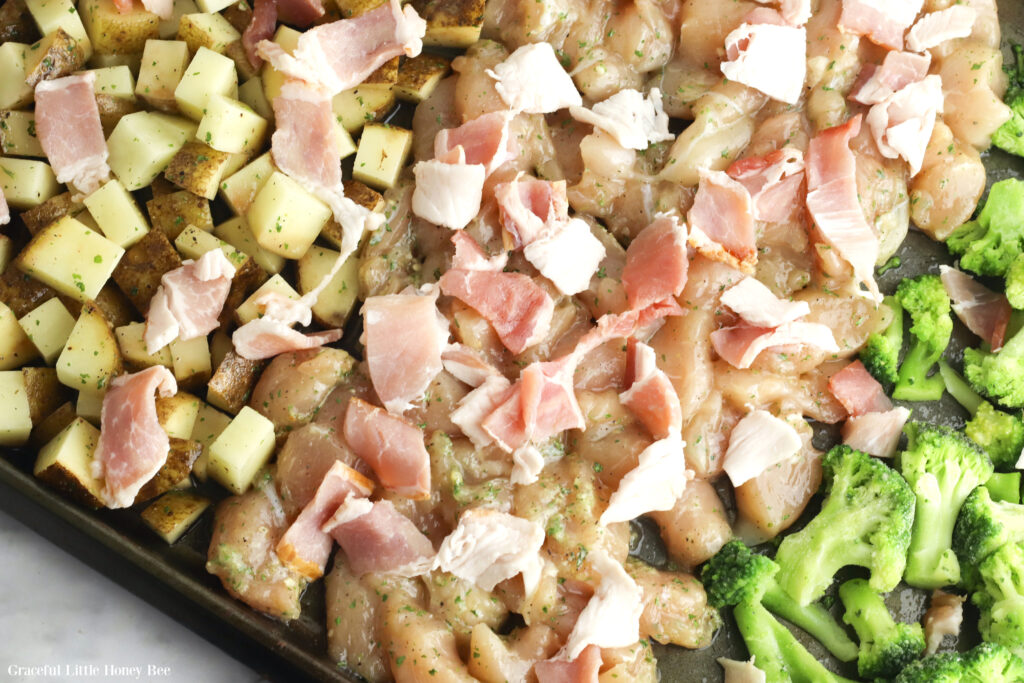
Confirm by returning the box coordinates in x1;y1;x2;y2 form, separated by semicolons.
722;410;803;487
906;5;977;52
510;444;545;486
720;277;811;328
561;550;643;660
451;375;512;448
568;88;673;150
599;430;692;525
144;288;179;355
721;23;807;105
842;407;912;458
433;509;545;595
718;657;768;683
321;496;374;533
411;159;487;229
523;218;607;296
486;43;583;114
866;75;943;176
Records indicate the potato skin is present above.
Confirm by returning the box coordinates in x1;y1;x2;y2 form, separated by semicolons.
112;229;183;314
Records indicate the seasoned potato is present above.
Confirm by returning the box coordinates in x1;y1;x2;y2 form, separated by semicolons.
168;335;212;391
155;391;201;438
0;266;57;318
95;94;140;137
134;437;202;503
414;0;485;47
111;228;182;313
80;0;159;54
297;246;359;328
20;192;82;235
29;400;76;449
207;351;265;415
0;42;34;110
18;297;75;364
33;417;104;508
135;39;190;112
82;179;150;248
207;406;276;494
320;181;384;249
16;215;125;303
0;157;61;209
352;124;413;190
55;301;123;394
115;322;173;370
146;190;214;239
140;489;211;543
176;11;240;54
395;53;451;102
106;111;197;190
0;370;33;446
163;141;234;200
0;110;45;158
20;367;70;424
0;0;38;43
23;28;86;86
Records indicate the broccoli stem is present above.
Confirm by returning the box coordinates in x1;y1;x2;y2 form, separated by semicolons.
894;342;945;402
762;584;859;663
838;578;895;639
938;360;984;416
985;472;1023;504
905;473;963;588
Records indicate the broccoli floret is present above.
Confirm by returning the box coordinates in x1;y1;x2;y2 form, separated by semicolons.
775;446;915;606
946;179;1024;277
962;642;1024;682
899;422;994;589
938;360;1024;470
892;651;965;683
701;540;858;662
974;541;1024;658
986;472;1023;504
861;295;904;385
1007;253;1024;309
954;487;1024;588
964;323;1024;408
892;275;953;401
702;542;858;683
992;44;1024;157
837;578;925;679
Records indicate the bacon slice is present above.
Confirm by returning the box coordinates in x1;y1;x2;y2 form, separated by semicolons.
34;73;110;195
865;75;943;176
433;508;545;594
711;322;839;369
233;319;343;360
441;342;502;387
323;498;435;576
139;0;172;19
906;6;977;53
243;0;278;70
721;21;807;104
568;87;673;150
363;286;448;414
688;171;757;274
145;249;236;354
276;461;374;579
718;657;768;683
494;176;569;249
719;277;810;328
922;589;964;655
828;360;893;417
412;157;486;229
619;341;682;439
342;397;431;499
439;268;554;355
257;0;425;95
450;374;512;448
450;231;508;272
842;407;911;458
600;431;692;525
92;367;178;508
275;0;323;27
434;112;512;175
621;216;688;312
534;645;602;683
805;115;881;300
850;51;931;106
561;551;643;660
838;0;925;51
272;84;344;192
112;0;132;13
524;218;607;296
727;148;805;223
939;265;1011;351
486;42;582;114
722;410;802;487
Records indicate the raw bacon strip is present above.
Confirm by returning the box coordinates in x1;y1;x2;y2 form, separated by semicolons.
275;0;323;27
923;590;965;655
441;342;502;387
276;462;374;579
486;42;582;114
257;0;425;96
727;148;805;223
523;218;607;296
434;112;512;175
865;75;943;176
906;6;977;53
363;285;449;414
534;645;602;683
324;498;435;576
140;0;172;19
842;407;912;458
568;88;673;151
711;322;839;369
412;156;486;230
621;216;688;312
619;341;682;439
92;367;178;508
433;508;544;594
850;51;931;106
145;249;237;354
451;375;512;447
34;73;110;195
494;176;569;249
439;268;554;355
342;397;431;499
722;410;802;487
112;0;132;12
805;115;881;300
561;551;643;659
600;431;692;525
233;319;343;360
243;0;278;70
688;171;757;274
838;0;925;51
450;231;508;272
721;21;807;105
828;360;893;417
719;277;810;328
272;84;345;192
939;265;1011;351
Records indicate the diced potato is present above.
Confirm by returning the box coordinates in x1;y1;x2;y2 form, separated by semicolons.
332;85;396;133
260;24;300;102
20;191;82;235
76;389;103;424
177;11;240;54
82;179;150;248
196;95;268;155
235;273;300;324
86;65;133;99
24;0;92;57
16;215;124;303
29;401;76;450
224;256;266;322
87;52;141;71
321;180;383;248
0;370;33;446
106;111;198;190
395;53;450;103
238;76;272;121
174;47;238;121
141;489;211;543
207;351;264;414
92;283;135;328
156;391;201;438
412;0;485;48
223;39;258;82
135;436;201;503
214;216;285;274
352;124;413;190
56;301;123;393
219;151;274;215
0;110;45;158
135;39;190;111
173;222;245;264
0;235;12;273
158;0;197;39
33;417;104;507
18;297;75;364
111;229;182;313
298;245;359;327
169;335;211;389
247;171;331;259
146;189;212;239
80;0;158;55
189;401;231;482
0;157;61;210
116;321;173;370
207;405;275;494
24;28;87;87
0;301;41;370
0;42;33;110
163;141;233;199
333;0;384;18
21;366;70;423
209;327;232;368
95;93;140;138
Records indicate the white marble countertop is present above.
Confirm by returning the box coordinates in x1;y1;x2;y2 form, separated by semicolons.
0;509;262;683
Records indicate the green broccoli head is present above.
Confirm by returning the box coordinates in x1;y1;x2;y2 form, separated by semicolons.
974;541;1024;658
893;651;965;683
892;275;953;401
775;446;915;606
945;179;1024;277
964;325;1024;408
954;486;1024;588
966;402;1024;470
700;540;778;608
838;578;925;680
1006;253;1024;309
962;641;1024;682
899;422;994;589
992;44;1024;157
861;295;904;385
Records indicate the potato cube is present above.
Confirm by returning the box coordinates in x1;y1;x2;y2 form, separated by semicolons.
352;124;412;190
88;52;141;71
24;28;87;87
146;190;212;239
207;405;275;494
175;47;238;121
18;298;75;364
235;273;300;325
173;223;247;267
79;0;158;55
95;93;140;138
135;39;190;111
169;334;211;389
0;110;45;158
0;157;61;209
189;400;231;481
196;95;268;155
135;436;201;503
115;321;172;370
89;65;136;100
75;389;103;424
156;391;201;439
214;216;285;274
16;215;124;304
20;191;82;235
56;301;123;393
24;0;92;57
163;141;233;200
111;230;182;313
0;371;33;446
82;179;150;248
106;111;198;190
395;53;450;103
177;11;240;54
141;490;211;543
238;76;272;121
412;0;485;48
207;351;263;414
333;0;384;18
33;417;105;507
260;24;300;102
0;301;39;370
332;85;395;133
247;171;331;259
298;245;359;327
219;151;274;215
92;283;135;328
22;367;70;423
0;43;33;110
158;0;197;39
320;180;383;248
223;39;258;82
0;235;12;273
